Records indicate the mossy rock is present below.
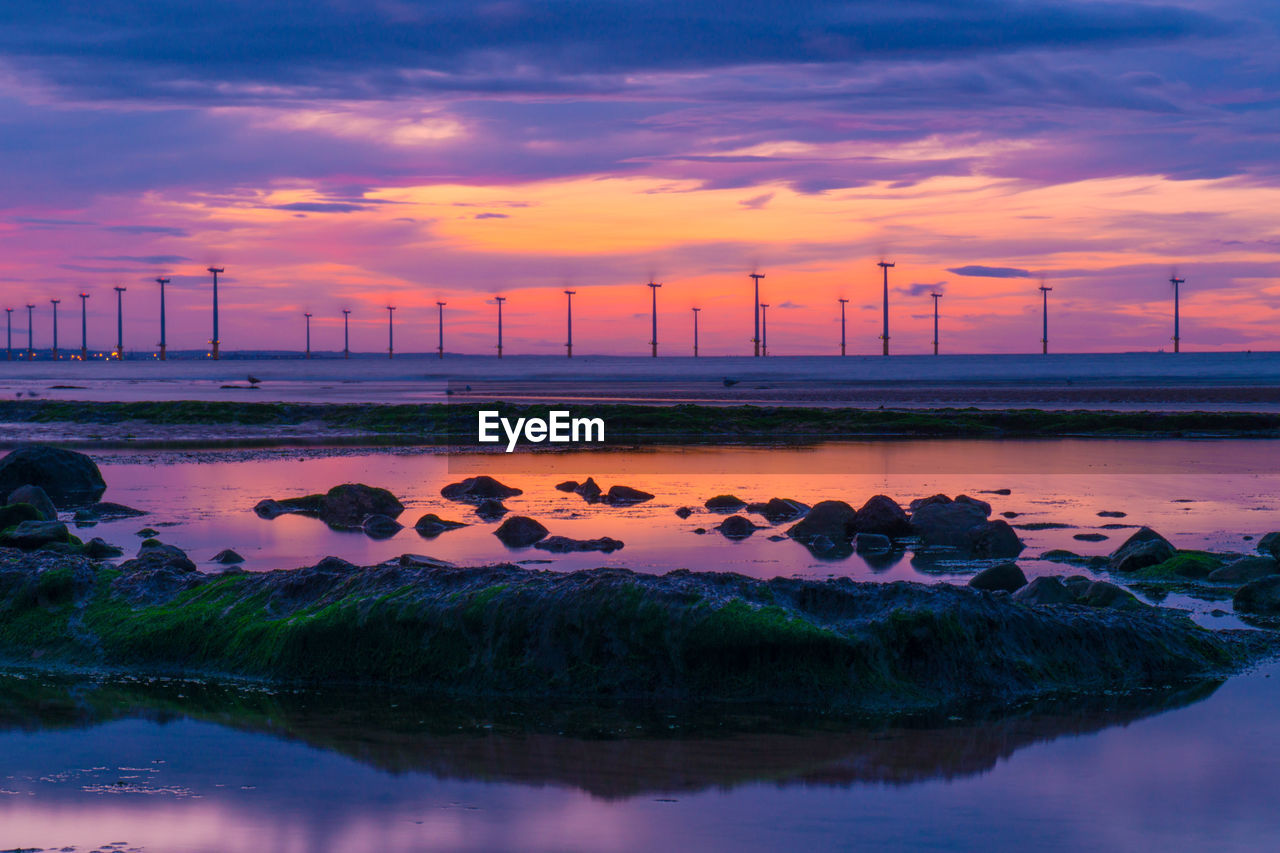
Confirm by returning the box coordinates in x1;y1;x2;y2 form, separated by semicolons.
1133;551;1224;581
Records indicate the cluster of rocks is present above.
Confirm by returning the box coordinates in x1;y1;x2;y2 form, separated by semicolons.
554;478;655;506
968;562;1143;610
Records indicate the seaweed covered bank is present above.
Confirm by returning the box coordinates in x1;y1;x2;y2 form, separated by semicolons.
0;547;1272;714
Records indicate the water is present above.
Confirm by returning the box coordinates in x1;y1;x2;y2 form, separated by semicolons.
73;439;1280;624
2;664;1280;852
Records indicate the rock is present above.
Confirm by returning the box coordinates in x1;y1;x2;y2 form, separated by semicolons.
574;477;603;502
361;514;403;539
693;528;707;535
134;540;197;571
440;476;523;502
554;480;579;493
1001;511;1019;519
6;485;57;521
413;513;468;537
787;500;857;544
908;494;952;513
493;516;549;548
84;537;124;559
604;485;655;506
317;484;404;528
253;498;287;519
534;535;625;553
1062;575;1094;598
212;548;245;564
1208;556;1279;584
474;499;509;521
981;489;1013;496
968;521;1025;558
0;445;107;507
1110;536;1176;572
853;533;892;553
705;494;747;511
1097;510;1128;518
674;506;693;519
1257;532;1280;560
0;502;46;530
1012;575;1076;605
716;515;758;540
399;554;456;569
1113;527;1171;554
74;501;147;522
1073;533;1109;542
969;562;1027;593
910;500;989;548
0;520;70;550
1234;576;1280;616
747;498;810;523
854;495;911;537
135;527;160;537
804;534;844;557
953;495;993;517
1078;580;1144;610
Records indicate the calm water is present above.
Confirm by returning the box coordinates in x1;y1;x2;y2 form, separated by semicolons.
71;439;1280;625
2;664;1280;852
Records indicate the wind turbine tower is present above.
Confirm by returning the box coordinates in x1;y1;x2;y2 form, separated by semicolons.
50;298;60;360
155;277;169;360
436;302;445;359
78;294;88;360
5;307;12;361
1170;275;1185;353
877;260;895;356
207;267;224;360
692;307;700;357
648;281;661;357
564;290;576;358
25;304;34;360
1039;282;1053;355
304;312;312;359
342;309;351;359
386;305;396;359
930;292;942;356
749;272;765;356
838;298;849;356
113;287;126;360
495;296;506;358
760;303;769;356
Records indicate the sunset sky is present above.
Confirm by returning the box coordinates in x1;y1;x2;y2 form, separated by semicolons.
1;0;1278;356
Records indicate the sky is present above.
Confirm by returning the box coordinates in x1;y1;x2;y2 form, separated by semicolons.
0;0;1278;356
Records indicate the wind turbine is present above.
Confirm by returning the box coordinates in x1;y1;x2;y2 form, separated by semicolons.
564;290;575;358
760;303;769;356
50;298;60;360
156;277;170;360
25;304;34;360
1039;281;1052;355
207;267;224;360
838;298;849;356
692;306;700;357
342;309;351;359
1170;274;1185;353
436;302;445;359
78;293;89;360
113;287;126;360
386;305;396;359
5;307;12;360
495;296;506;358
930;292;942;356
877;260;895;356
648;281;661;357
304;312;312;359
749;272;765;356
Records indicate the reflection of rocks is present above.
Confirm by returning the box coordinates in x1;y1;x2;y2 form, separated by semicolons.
0;445;107;506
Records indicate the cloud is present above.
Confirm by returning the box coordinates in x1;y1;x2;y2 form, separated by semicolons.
270;202;367;213
474;212;509;220
739;193;774;209
899;281;947;296
103;225;189;236
948;265;1032;278
91;255;192;265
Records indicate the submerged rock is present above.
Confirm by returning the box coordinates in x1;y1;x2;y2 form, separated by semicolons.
474;499;509;521
787;500;857;544
969;562;1027;593
554;480;579;493
705;494;747;511
574;477;603;503
441;476;523;502
212;548;245;564
674;506;694;519
493;516;549;548
1073;533;1109;542
74;501;148;523
853;533;892;553
854;495;911;538
0;445;107;507
716;515;759;540
6;485;57;521
604;485;655;506
414;513;468;537
534;535;625;554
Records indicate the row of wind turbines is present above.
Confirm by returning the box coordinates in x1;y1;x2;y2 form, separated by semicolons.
3;264;1189;360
